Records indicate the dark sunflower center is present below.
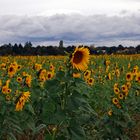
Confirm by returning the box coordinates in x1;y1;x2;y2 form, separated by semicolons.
127;74;131;79
123;87;125;90
114;99;118;103
73;51;83;64
85;72;89;76
89;79;92;83
115;89;118;92
9;67;14;72
18;78;21;81
48;74;51;78
120;94;123;97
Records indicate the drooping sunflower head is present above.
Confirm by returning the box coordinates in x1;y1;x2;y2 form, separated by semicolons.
70;47;90;71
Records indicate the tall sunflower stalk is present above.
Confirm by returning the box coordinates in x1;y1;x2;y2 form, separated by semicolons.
42;46;96;139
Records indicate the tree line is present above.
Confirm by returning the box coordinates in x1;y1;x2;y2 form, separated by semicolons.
0;41;140;56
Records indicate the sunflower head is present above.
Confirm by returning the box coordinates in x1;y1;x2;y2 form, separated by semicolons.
135;73;140;83
114;87;120;95
87;78;94;86
72;73;81;78
108;109;113;116
118;93;124;100
84;70;91;80
46;71;53;80
112;97;119;105
121;85;128;93
126;72;133;82
70;47;90;71
17;77;22;83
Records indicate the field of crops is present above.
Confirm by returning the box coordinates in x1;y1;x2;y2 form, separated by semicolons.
0;47;140;140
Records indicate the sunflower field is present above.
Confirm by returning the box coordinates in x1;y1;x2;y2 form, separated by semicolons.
0;47;140;140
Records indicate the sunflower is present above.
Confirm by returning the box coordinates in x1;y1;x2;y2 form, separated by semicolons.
87;78;94;86
84;70;91;80
108;109;113;116
72;73;81;78
116;103;121;109
1;63;6;70
112;98;119;105
34;63;42;71
105;66;109;73
6;95;11;101
46;71;53;80
128;63;131;69
14;90;19;96
112;70;115;76
58;66;63;71
121;85;128;93
17;77;22;83
15;91;31;111
107;73;112;80
17;65;22;71
2;86;8;94
70;47;90;71
25;75;32;87
8;66;16;77
135;90;139;96
132;65;139;75
104;60;110;66
123;91;129;97
22;71;28;77
114;87;120;95
114;83;119;89
39;76;46;82
135;72;140;83
118;93;124;100
6;79;10;87
126;82;131;89
7;88;11;94
126;72;133;82
50;63;55;71
115;69;120;78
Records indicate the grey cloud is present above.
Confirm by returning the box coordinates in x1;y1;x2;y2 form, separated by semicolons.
0;13;140;46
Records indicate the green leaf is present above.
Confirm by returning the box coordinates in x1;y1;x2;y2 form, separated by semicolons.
70;126;86;140
34;124;46;134
45;134;52;140
27;104;35;115
7;132;17;140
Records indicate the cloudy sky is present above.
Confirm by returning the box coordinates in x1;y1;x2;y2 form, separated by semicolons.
0;0;140;46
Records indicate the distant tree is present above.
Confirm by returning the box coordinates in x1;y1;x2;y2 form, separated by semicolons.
24;41;32;48
59;40;64;48
117;44;124;51
136;45;140;53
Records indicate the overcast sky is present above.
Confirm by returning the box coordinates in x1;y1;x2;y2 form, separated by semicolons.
0;0;140;46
